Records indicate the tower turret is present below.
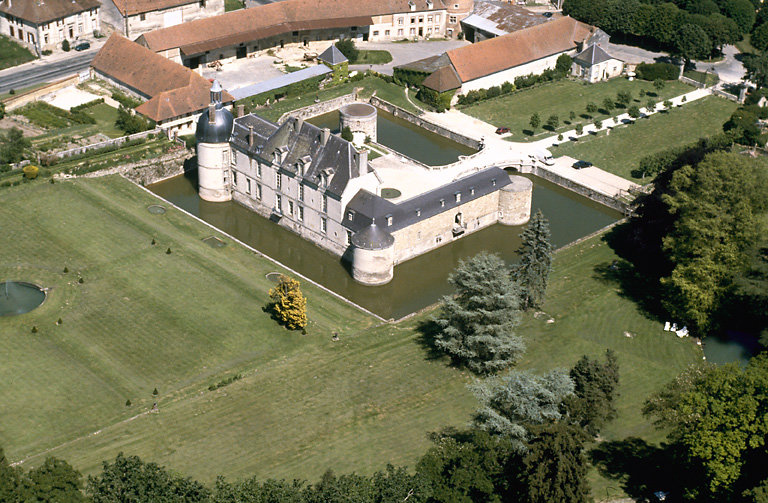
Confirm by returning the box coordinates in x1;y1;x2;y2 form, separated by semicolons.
196;79;234;202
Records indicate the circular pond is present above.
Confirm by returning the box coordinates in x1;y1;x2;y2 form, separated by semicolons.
0;281;46;316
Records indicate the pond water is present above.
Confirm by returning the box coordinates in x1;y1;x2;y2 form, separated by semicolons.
308;110;477;166
149;172;619;319
0;281;46;317
702;331;762;366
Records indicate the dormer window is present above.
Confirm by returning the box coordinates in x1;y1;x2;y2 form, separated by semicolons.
491;178;497;187
439;198;445;208
454;192;461;203
386;214;393;226
347;210;355;221
470;187;475;196
409;0;416;10
416;208;421;217
427;0;433;8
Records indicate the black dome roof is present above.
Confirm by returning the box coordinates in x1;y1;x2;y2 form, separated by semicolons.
196;105;234;144
351;224;394;250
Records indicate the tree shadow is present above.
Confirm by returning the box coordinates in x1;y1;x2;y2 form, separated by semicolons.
522;128;534;136
581;113;592;120
415;318;450;361
590;438;682;501
592;251;668;322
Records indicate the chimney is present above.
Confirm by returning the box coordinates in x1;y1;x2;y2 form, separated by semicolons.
248;125;254;147
295;117;304;131
321;127;330;146
208;104;216;124
358;148;368;175
237;104;244;117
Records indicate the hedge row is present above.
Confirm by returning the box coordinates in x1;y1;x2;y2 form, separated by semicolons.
635;62;679;81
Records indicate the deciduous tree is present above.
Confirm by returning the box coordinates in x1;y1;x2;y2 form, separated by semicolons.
269;275;308;330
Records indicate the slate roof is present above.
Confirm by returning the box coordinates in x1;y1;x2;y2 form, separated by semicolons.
109;0;197;16
395;53;452;74
230;65;331;100
573;44;619;67
137;0;446;54
231;114;360;198
92;34;234;122
446;16;597;83
463;1;547;36
0;0;100;24
344;168;512;233
318;45;348;66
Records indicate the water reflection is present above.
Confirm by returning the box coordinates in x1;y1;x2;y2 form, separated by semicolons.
149;172;619;319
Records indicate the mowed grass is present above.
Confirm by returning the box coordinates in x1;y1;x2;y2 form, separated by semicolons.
352;50;393;65
462;78;692;142
0;35;35;70
552;96;737;181
1;177;701;494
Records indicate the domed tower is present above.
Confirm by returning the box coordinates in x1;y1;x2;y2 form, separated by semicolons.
446;0;474;38
350;223;395;285
196;80;234;202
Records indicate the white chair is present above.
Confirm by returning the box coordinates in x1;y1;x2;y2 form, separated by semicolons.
664;321;671;331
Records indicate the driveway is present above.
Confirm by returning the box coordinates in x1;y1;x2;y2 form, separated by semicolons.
604;42;668;65
349;39;469;75
692;45;745;84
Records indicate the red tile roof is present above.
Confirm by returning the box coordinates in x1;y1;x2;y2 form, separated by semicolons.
109;0;198;16
447;16;596;83
422;65;461;92
0;0;99;24
92;34;233;122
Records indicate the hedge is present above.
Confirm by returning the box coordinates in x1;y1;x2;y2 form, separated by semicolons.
635;62;679;81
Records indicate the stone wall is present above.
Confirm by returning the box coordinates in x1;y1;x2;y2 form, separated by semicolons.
370;96;482;149
73;149;191;185
277;93;357;124
2;75;80;112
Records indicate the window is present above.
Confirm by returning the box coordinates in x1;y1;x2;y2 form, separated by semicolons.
416;208;421;217
418;16;423;22
140;13;146;20
232;150;237;164
292;30;298;36
398;17;403;25
246;177;251;194
200;0;206;7
385;29;390;36
232;171;238;187
322;194;328;213
386;215;393;226
427;15;433;22
346;230;352;245
470;187;475;196
411;17;416;23
410;27;416;35
397;28;403;36
257;183;262;199
299;184;304;202
439;198;445;208
449;15;457;23
427;27;432;33
298;206;304;221
347;210;355;221
436;236;443;243
321;217;327;234
257;163;262;178
435;14;441;23
373;30;379;36
288;201;294;216
455;192;461;203
491;178;497;187
276;173;282;190
276;194;282;213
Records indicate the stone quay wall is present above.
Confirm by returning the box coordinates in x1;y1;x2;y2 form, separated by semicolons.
277;93;357;124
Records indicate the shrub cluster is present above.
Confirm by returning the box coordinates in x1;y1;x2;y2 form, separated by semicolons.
70;98;105;113
111;91;143;109
635;62;679;81
207;374;242;391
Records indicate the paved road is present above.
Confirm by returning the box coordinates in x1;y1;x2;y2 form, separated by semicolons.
0;49;99;94
692;45;745;84
349;39;469;75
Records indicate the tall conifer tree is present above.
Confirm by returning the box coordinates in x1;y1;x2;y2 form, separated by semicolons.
512;210;553;310
434;252;525;374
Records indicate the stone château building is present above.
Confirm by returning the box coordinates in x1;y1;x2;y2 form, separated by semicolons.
100;0;224;39
0;0;100;53
196;81;532;285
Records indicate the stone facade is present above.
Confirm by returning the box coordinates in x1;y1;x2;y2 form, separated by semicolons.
0;5;100;53
369;7;448;41
102;0;224;39
339;103;377;143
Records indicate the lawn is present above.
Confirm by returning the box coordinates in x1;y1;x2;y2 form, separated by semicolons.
0;35;35;71
352;50;393;65
736;33;759;55
683;69;718;87
552;96;737;181
462;78;693;142
0;176;701;498
225;0;244;11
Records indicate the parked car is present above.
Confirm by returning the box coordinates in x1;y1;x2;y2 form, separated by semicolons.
572;160;593;169
495;127;510;135
542;11;553;17
74;41;91;51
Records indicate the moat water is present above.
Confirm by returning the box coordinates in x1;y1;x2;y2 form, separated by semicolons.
308;110;477;166
149;172;619;319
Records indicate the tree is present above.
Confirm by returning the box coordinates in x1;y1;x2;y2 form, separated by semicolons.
616;90;632;107
555;53;573;75
585;102;597;116
654;78;666;92
646;98;657;113
529;112;541;133
115;105;153;135
25;457;87;503
569;110;576;122
628;105;641;119
471;369;574;451
341;126;353;142
743;53;768;88
545;114;559;131
663;99;673;110
334;38;358;62
0;448;24;503
751;22;768;52
62;39;70;51
521;423;590;503
565;350;620;437
675;23;712;63
434;253;525;374
723;0;756;33
269;275;308;330
593;119;603;130
644;355;768;499
88;453;210;503
602;97;615;114
0;102;5;120
511;210;553;310
575;123;584;135
0;127;30;167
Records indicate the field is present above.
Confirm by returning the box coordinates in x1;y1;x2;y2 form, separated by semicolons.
462;78;692;142
0;35;35;71
552;96;737;181
352;50;393;65
0;177;701;497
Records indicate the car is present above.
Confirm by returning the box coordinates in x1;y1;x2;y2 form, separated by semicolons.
74;41;91;51
572;160;593;169
542;11;553;17
495;127;510;135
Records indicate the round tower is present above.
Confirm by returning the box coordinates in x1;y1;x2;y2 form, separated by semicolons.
350;224;395;285
499;175;533;226
196;80;234;202
446;0;474;38
339;103;377;143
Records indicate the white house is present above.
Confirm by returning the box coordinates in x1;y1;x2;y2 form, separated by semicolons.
0;0;100;53
571;43;623;83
